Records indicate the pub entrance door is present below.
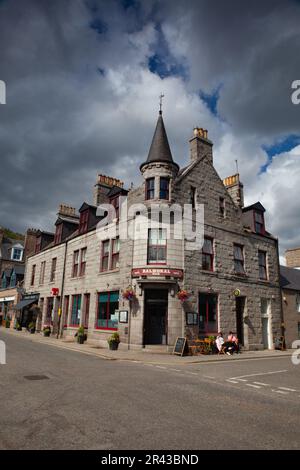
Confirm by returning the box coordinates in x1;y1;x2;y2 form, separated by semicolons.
144;289;168;345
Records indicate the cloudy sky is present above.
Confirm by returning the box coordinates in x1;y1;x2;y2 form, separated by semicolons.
0;0;299;258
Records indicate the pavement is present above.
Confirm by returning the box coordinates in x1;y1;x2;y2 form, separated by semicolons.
0;329;299;450
0;326;293;365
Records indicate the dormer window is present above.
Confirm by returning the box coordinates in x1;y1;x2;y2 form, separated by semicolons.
146;178;155;200
35;237;42;254
54;223;63;244
79;209;89;234
160;177;169;200
254;211;265;235
11;247;23;261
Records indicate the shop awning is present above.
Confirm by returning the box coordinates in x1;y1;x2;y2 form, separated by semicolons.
14;299;37;310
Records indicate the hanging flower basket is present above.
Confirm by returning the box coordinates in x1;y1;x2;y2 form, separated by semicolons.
122;286;136;301
177;289;189;303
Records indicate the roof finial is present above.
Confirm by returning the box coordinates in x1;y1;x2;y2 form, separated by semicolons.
159;93;164;115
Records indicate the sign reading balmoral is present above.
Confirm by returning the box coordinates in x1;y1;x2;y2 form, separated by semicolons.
131;268;184;279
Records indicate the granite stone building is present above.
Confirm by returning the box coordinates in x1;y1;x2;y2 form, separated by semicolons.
23;111;282;350
280;248;300;347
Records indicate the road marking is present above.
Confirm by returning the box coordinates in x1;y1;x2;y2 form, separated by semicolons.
253;382;270;386
203;375;215;379
170;368;181;372
235;378;247;382
156;366;166;369
246;383;261;389
230;370;288;380
273;389;289;395
278;387;297;392
226;379;239;384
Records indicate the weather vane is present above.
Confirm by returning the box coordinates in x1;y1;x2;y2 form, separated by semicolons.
159;93;164;114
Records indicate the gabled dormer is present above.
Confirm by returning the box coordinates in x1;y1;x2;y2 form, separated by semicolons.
242;202;266;236
78;202;105;235
54;204;79;244
107;186;128;219
35;231;55;253
1;268;11;289
10;243;24;262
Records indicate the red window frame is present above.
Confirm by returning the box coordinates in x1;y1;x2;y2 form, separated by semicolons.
50;258;57;282
110;238;120;270
54;223;63;244
146;178;155;200
159;177;169;200
202;237;214;271
147;228;167;265
199;294;218;335
79;209;89;234
83;293;90;328
69;294;81;327
79;248;87;276
95;291;119;330
234;244;245;274
63;295;69;328
35;237;41;254
39;261;46;284
72;250;79;277
100;240;110;272
30;265;36;286
258;250;267;280
254;211;265;235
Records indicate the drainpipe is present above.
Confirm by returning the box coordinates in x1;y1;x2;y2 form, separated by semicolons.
57;241;68;339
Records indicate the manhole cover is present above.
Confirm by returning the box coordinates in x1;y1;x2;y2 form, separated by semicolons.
24;375;49;381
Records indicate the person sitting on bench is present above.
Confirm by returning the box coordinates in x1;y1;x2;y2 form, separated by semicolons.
215;332;224;353
224;331;237;355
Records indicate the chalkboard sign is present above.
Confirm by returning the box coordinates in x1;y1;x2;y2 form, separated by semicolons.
173;337;187;356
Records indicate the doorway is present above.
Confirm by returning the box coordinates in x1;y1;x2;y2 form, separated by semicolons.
236;296;246;346
261;298;272;349
144;289;168;345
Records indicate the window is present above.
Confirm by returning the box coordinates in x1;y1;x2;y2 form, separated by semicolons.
202;237;214;271
146;178;155;200
111;238;120;270
46;297;54;325
219;197;225;217
30;265;36;286
70;294;81;326
79;248;87;276
39;261;46;285
258;251;267;280
72;250;79;277
96;291;119;329
260;298;270;316
254;211;265;235
159;177;169;200
63;296;69;328
35;237;41;254
199;294;218;334
50;258;57;282
12;248;23;261
54;223;63;244
1;274;7;289
10;271;16;287
234;244;245;274
147;229;167;264
111;196;120;219
83;294;90;328
101;240;110;272
79;210;89;234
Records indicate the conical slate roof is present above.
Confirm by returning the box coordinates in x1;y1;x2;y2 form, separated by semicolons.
140;112;179;171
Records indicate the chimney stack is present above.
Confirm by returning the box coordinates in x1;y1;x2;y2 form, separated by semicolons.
285;248;300;269
223;174;244;208
189;127;213;164
24;228;39;259
93;174;124;206
58;204;77;218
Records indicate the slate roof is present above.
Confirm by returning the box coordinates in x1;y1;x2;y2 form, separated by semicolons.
140;112;179;171
280;265;300;291
0;238;25;261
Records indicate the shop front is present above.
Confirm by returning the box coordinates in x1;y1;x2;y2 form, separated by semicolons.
15;293;40;327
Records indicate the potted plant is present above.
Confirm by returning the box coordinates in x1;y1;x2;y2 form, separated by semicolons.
15;321;22;331
177;289;189;303
107;332;120;350
43;326;51;337
5;319;10;329
28;321;36;334
122;286;136;301
75;326;87;344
